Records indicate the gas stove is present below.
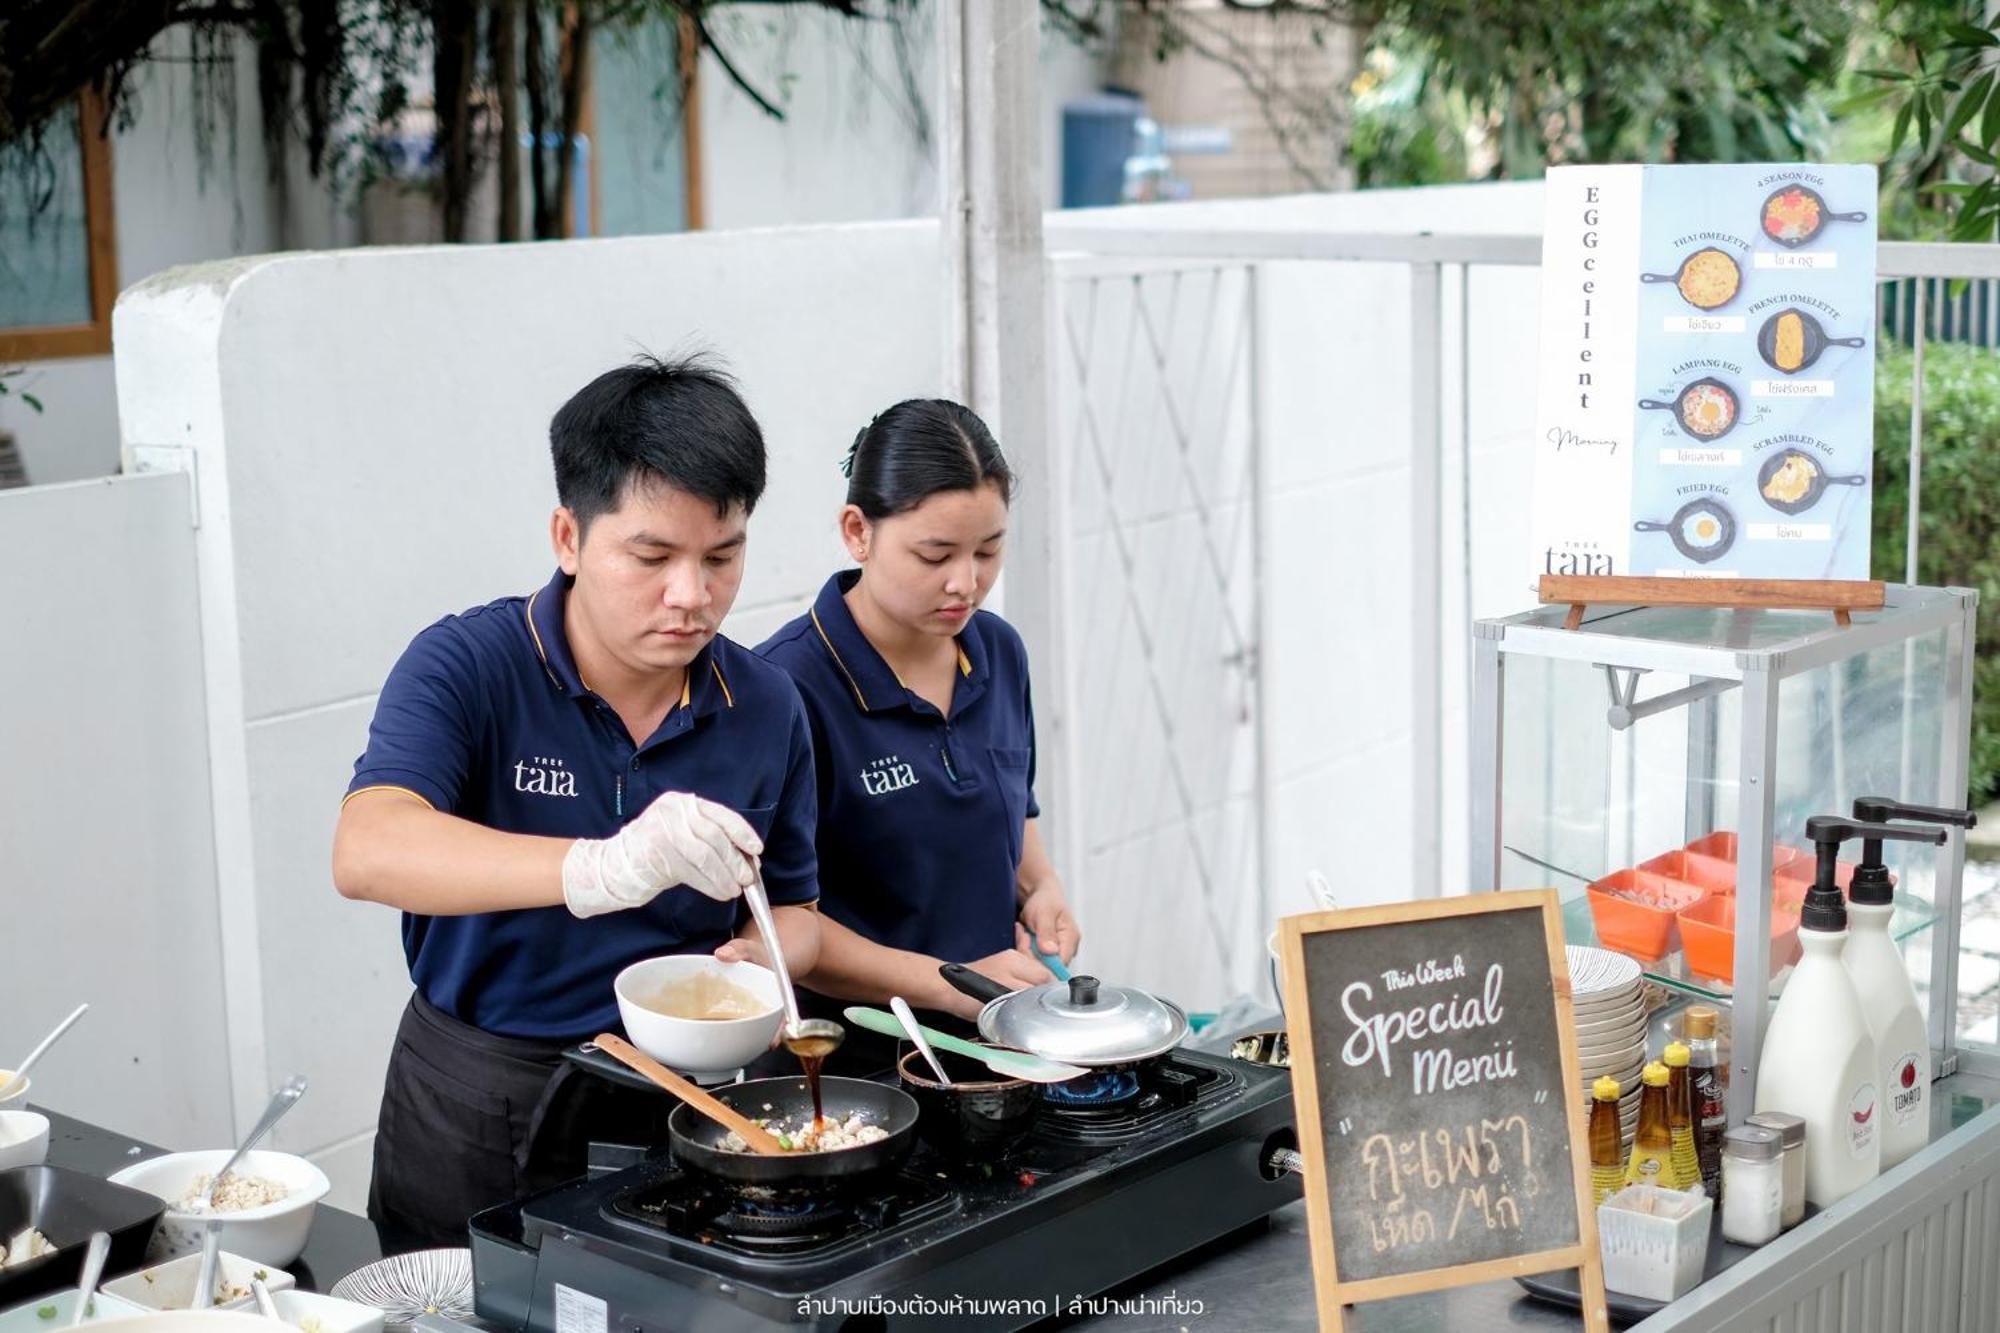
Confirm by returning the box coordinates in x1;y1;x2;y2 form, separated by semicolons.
469;1049;1299;1332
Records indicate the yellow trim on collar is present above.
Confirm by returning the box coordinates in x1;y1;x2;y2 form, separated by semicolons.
710;658;735;707
341;784;437;812
810;607;871;711
956;644;972;677
680;673;692;709
525;588;551;664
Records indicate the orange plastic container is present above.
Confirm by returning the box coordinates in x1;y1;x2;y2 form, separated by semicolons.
1681;833;1811;877
1677;883;1806;984
1587;871;1709;961
1637;850;1739;896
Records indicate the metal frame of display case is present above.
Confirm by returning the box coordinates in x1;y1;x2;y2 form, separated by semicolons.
1469;584;1984;1124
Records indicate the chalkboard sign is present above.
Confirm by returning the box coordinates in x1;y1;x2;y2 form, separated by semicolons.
1278;889;1607;1331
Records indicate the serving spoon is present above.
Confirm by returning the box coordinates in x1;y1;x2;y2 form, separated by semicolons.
740;873;844;1060
192;1074;308;1211
0;1004;89;1102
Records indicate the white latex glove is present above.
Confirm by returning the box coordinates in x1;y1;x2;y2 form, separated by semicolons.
562;791;764;919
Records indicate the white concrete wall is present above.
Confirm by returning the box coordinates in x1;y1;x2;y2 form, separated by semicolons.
0;472;231;1146
697;2;1104;227
111;221;943;1210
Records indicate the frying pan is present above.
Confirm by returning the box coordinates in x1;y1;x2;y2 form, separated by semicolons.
1761;185;1868;249
1634;498;1736;564
1638;376;1740;441
1755;449;1868;516
667;1075;918;1196
1756;308;1866;375
1639;247;1742;310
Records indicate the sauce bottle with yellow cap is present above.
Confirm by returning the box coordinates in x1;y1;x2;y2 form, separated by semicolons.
1589;1075;1625;1204
1625;1061;1675;1187
1663;1040;1700;1191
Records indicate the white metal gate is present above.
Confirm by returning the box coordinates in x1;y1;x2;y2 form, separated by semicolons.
1047;257;1265;1008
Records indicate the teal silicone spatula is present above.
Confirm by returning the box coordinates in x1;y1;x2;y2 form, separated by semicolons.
842;1006;1087;1084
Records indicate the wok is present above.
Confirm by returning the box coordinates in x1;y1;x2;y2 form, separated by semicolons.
1755;449;1867;516
667;1075;918;1197
1761;184;1868;249
1635;497;1736;564
1639;247;1742;310
1638;376;1740;441
1756;308;1865;375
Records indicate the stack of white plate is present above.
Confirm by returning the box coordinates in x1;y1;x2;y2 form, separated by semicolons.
1568;945;1648;1146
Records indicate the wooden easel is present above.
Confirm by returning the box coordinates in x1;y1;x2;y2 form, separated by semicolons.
1540;576;1886;631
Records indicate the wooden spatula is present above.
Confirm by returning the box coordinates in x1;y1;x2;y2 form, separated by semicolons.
592;1033;786;1155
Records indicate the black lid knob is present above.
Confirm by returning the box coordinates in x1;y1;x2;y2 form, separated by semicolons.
1069;976;1100;1006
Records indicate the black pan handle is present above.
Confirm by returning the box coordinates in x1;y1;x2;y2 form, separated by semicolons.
1639;272;1676;283
1634;520;1673;533
940;963;1013;1004
1827;473;1869;486
1828;336;1868;348
1828;210;1869;223
1637;399;1676;411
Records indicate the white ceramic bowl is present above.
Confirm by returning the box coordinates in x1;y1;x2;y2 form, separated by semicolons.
0;1111;50;1170
613;956;781;1076
91;1316;294;1333
269;1289;385;1333
0;1074;29;1110
99;1250;296;1311
108;1149;329;1267
0;1289;146;1330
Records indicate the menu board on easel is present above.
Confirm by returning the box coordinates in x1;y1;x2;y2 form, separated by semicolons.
1278;890;1607;1331
1530;163;1878;585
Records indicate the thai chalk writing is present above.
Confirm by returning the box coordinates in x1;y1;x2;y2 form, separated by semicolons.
1359;1114;1544;1255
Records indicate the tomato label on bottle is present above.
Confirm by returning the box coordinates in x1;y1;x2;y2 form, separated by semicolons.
1889;1051;1927;1126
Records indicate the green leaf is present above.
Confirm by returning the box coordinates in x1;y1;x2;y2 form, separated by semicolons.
1946;22;2000;48
1982;75;2000;148
1957;135;2000;167
1928;180;1980;196
1859;67;1911;82
20;393;41;413
1894;98;1915;154
1949;71;1995;140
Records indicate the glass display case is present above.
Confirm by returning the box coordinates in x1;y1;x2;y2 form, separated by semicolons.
1469;585;1983;1122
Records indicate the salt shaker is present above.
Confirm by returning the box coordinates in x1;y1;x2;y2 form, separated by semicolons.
1746;1110;1807;1229
1721;1125;1784;1246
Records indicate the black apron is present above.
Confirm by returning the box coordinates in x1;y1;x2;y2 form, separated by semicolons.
367;993;678;1254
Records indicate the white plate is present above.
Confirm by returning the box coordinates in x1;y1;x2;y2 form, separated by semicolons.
330;1249;472;1327
1567;946;1644;999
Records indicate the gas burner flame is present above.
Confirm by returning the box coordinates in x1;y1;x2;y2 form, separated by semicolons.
1041;1069;1141;1107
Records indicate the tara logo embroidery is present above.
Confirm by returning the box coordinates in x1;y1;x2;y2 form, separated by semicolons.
514;755;578;797
860;754;920;797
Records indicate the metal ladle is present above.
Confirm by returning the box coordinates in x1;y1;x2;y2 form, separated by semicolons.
740;873;844;1059
891;996;951;1086
192;1074;308;1211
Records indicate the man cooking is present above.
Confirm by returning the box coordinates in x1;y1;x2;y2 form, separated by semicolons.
332;354;821;1252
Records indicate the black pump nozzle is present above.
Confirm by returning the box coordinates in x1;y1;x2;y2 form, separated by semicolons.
1847;798;1978;905
1801;816;1949;930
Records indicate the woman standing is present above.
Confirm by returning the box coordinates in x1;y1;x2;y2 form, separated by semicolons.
759;400;1077;1051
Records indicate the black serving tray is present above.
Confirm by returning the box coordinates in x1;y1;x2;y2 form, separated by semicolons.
0;1165;166;1305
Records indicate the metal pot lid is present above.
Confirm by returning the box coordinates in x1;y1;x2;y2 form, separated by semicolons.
980;975;1190;1063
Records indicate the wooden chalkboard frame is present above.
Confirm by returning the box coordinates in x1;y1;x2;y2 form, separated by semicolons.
1278;889;1608;1332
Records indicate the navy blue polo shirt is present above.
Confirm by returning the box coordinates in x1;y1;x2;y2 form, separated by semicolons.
346;569;818;1040
756;571;1039;970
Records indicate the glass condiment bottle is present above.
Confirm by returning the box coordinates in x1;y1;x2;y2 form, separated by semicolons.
1625;1061;1674;1187
1589;1074;1625;1205
1663;1040;1700;1192
1685;1005;1727;1198
1721;1124;1785;1245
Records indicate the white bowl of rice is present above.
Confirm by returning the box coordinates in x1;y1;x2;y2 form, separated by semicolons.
107;1148;329;1267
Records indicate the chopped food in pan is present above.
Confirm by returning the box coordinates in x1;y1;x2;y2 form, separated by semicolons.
1763;187;1823;244
1676;248;1740;309
719;1112;889;1153
1763;453;1819;506
1678;382;1736;438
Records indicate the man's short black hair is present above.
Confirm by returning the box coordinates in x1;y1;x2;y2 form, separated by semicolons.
550;353;767;532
